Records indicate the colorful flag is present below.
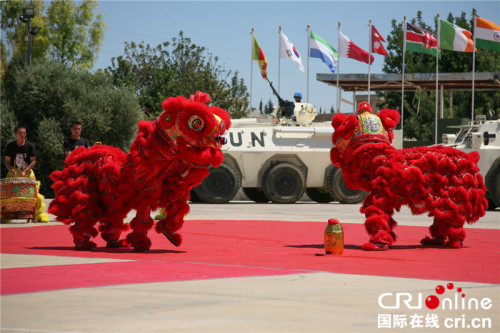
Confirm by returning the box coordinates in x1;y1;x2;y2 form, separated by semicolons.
309;30;338;73
253;34;268;80
372;25;388;56
406;22;440;57
279;31;304;72
439;19;474;52
475;17;500;51
338;31;374;64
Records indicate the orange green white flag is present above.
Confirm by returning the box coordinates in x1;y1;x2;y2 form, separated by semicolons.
439;19;474;52
252;34;268;80
475;16;500;52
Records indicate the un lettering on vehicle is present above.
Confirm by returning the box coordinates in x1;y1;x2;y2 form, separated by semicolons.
227;131;265;148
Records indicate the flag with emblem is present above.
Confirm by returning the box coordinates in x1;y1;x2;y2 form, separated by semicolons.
406;22;440;57
475;16;500;51
279;30;304;72
372;25;388;56
253;34;268;80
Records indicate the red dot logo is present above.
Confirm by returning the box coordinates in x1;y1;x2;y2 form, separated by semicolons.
447;283;454;290
425;295;440;309
436;285;445;294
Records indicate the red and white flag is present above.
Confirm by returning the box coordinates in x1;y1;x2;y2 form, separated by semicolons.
372;25;388;56
339;31;374;64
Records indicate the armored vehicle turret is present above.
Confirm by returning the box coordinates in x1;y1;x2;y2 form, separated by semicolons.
191;101;368;204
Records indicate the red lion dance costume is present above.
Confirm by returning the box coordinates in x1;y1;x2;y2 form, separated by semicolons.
49;92;230;252
330;102;487;251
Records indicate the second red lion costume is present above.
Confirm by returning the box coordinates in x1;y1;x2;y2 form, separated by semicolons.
330;102;487;250
49;92;230;252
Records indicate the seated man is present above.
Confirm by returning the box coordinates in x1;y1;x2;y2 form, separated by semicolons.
4;125;49;222
294;92;302;103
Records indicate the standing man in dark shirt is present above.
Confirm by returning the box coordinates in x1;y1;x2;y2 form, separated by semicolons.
64;121;91;156
4;125;36;178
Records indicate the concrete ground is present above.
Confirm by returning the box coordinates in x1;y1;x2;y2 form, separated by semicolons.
1;200;499;332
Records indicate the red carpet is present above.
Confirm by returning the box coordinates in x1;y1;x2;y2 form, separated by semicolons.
1;261;307;295
1;220;499;295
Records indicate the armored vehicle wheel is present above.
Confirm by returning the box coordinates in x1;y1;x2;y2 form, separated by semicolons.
305;188;335;203
193;163;241;204
328;168;368;204
242;188;269;203
486;166;500;210
262;162;306;204
189;189;202;203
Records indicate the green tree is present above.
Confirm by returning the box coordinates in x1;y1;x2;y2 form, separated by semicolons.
264;99;274;114
107;31;249;118
46;0;106;69
0;101;19;160
381;10;500;141
1;0;49;63
0;0;105;70
1;60;143;196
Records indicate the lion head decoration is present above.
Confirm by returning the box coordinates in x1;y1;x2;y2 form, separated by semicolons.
155;91;231;168
330;102;400;191
330;102;400;168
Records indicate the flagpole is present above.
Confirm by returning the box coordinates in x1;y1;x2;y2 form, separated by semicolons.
337;21;341;113
278;26;281;96
368;20;372;97
307;25;310;104
472;12;477;123
435;14;440;145
250;28;254;112
401;16;406;149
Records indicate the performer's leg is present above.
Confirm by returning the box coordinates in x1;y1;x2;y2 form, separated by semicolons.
70;212;99;251
155;199;189;247
421;215;465;248
126;205;154;252
100;215;130;248
361;193;396;251
443;225;466;248
420;218;447;246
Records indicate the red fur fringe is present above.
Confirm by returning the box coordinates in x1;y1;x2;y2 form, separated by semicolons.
49;92;230;252
330;108;488;250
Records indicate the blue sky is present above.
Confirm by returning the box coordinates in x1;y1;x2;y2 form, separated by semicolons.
95;0;499;114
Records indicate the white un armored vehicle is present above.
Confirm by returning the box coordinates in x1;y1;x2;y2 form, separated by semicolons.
441;115;500;210
191;94;368;204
